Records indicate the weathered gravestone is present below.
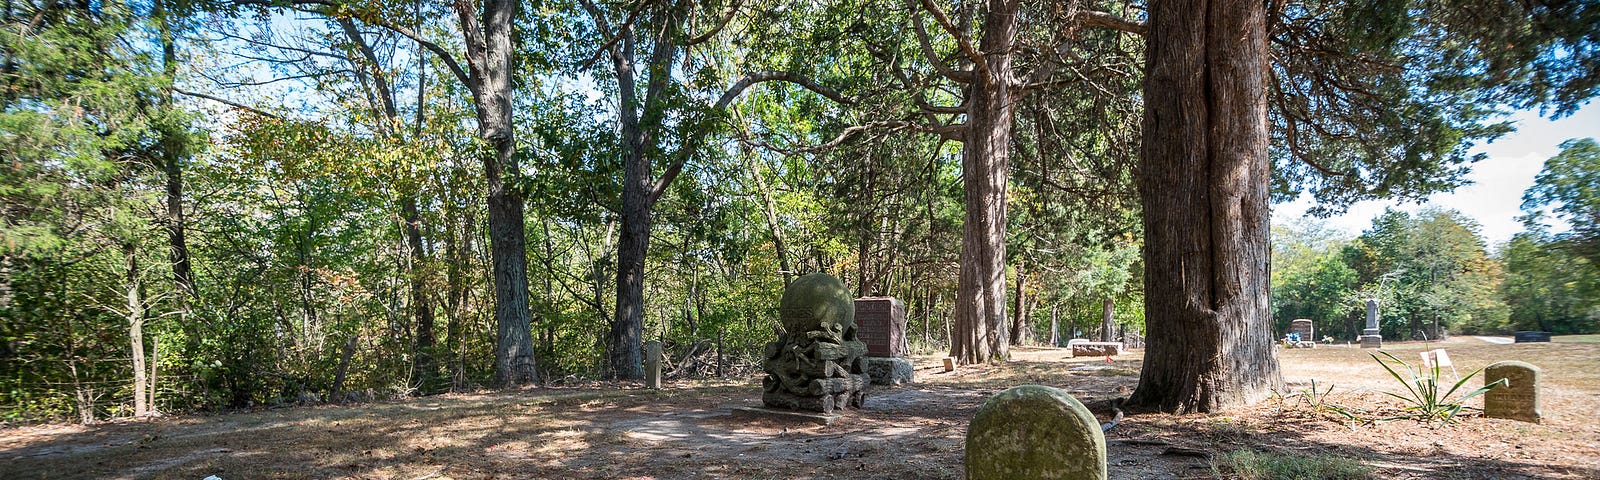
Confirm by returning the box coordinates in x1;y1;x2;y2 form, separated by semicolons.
1513;331;1552;343
966;385;1107;480
856;296;915;386
760;273;869;414
1484;361;1541;423
1359;299;1383;348
1072;342;1123;357
644;340;663;389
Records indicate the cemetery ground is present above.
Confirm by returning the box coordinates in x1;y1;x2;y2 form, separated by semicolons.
3;338;1598;480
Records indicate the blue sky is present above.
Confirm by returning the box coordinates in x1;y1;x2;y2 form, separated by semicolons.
1273;102;1600;250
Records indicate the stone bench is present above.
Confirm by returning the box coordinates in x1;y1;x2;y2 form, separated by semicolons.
1071;342;1123;357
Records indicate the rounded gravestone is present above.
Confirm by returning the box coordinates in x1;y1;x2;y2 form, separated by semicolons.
966;385;1107;480
779;272;855;335
1484;360;1541;423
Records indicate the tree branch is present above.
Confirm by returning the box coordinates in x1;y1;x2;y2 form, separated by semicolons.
1077;10;1146;36
683;0;745;46
578;0;650;70
229;0;471;87
172;88;282;119
914;0;987;77
650;72;855;203
910;6;975;84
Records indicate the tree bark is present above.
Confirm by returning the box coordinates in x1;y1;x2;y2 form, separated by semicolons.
124;243;148;417
403;198;437;391
1009;257;1028;346
950;0;1017;365
1127;0;1282;413
1101;297;1115;342
454;0;538;387
155;0;193;300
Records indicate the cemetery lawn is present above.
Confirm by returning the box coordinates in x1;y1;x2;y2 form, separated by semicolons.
3;337;1596;479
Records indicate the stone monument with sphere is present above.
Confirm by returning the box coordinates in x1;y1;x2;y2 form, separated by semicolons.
760;273;870;414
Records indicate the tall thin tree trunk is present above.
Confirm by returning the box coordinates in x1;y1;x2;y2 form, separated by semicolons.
1049;303;1060;347
750;161;793;286
951;0;1018;365
123;243;148;417
1101;297;1115;342
1127;0;1282;413
455;0;537;387
148;339;158;414
403;198;437;391
1010;257;1029;346
154;0;194;306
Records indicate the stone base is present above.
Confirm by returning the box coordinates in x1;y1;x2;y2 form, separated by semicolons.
1359;335;1383;348
1072;342;1124;357
865;357;915;386
762;373;869;414
732;406;841;425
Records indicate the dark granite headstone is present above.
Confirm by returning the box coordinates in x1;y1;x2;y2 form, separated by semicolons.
854;297;907;358
1513;331;1552;343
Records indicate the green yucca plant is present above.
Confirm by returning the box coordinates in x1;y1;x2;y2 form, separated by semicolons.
1370;351;1506;424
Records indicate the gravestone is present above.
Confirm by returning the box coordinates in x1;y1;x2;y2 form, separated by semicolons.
854;297;907;357
760;273;869;414
966;385;1107;480
856;297;915;385
1513;331;1552;343
1071;342;1123;357
1289;319;1314;339
1484;361;1541;423
1359;299;1383;348
644;340;663;389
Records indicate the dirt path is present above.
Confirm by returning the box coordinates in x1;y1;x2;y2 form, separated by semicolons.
3;342;1598;479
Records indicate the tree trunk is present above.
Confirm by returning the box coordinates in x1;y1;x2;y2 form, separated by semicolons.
330;336;357;402
403;198;437;391
950;0;1018;365
124;244;148;417
1101;297;1115;342
1009;257;1029;346
609;174;650;379
750;161;793;286
148;338;158;414
152;0;194;303
1049;303;1060;347
455;0;537;387
1127;0;1282;413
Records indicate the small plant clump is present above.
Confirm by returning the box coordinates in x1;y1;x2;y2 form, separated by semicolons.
1371;351;1505;425
1212;449;1371;480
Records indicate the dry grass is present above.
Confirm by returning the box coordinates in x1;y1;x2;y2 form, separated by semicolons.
2;337;1596;479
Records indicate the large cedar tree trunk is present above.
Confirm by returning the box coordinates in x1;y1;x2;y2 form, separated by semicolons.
1127;0;1282;413
950;0;1017;365
456;0;537;387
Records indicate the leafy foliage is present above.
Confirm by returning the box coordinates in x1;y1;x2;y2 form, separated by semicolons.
1370;351;1503;425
